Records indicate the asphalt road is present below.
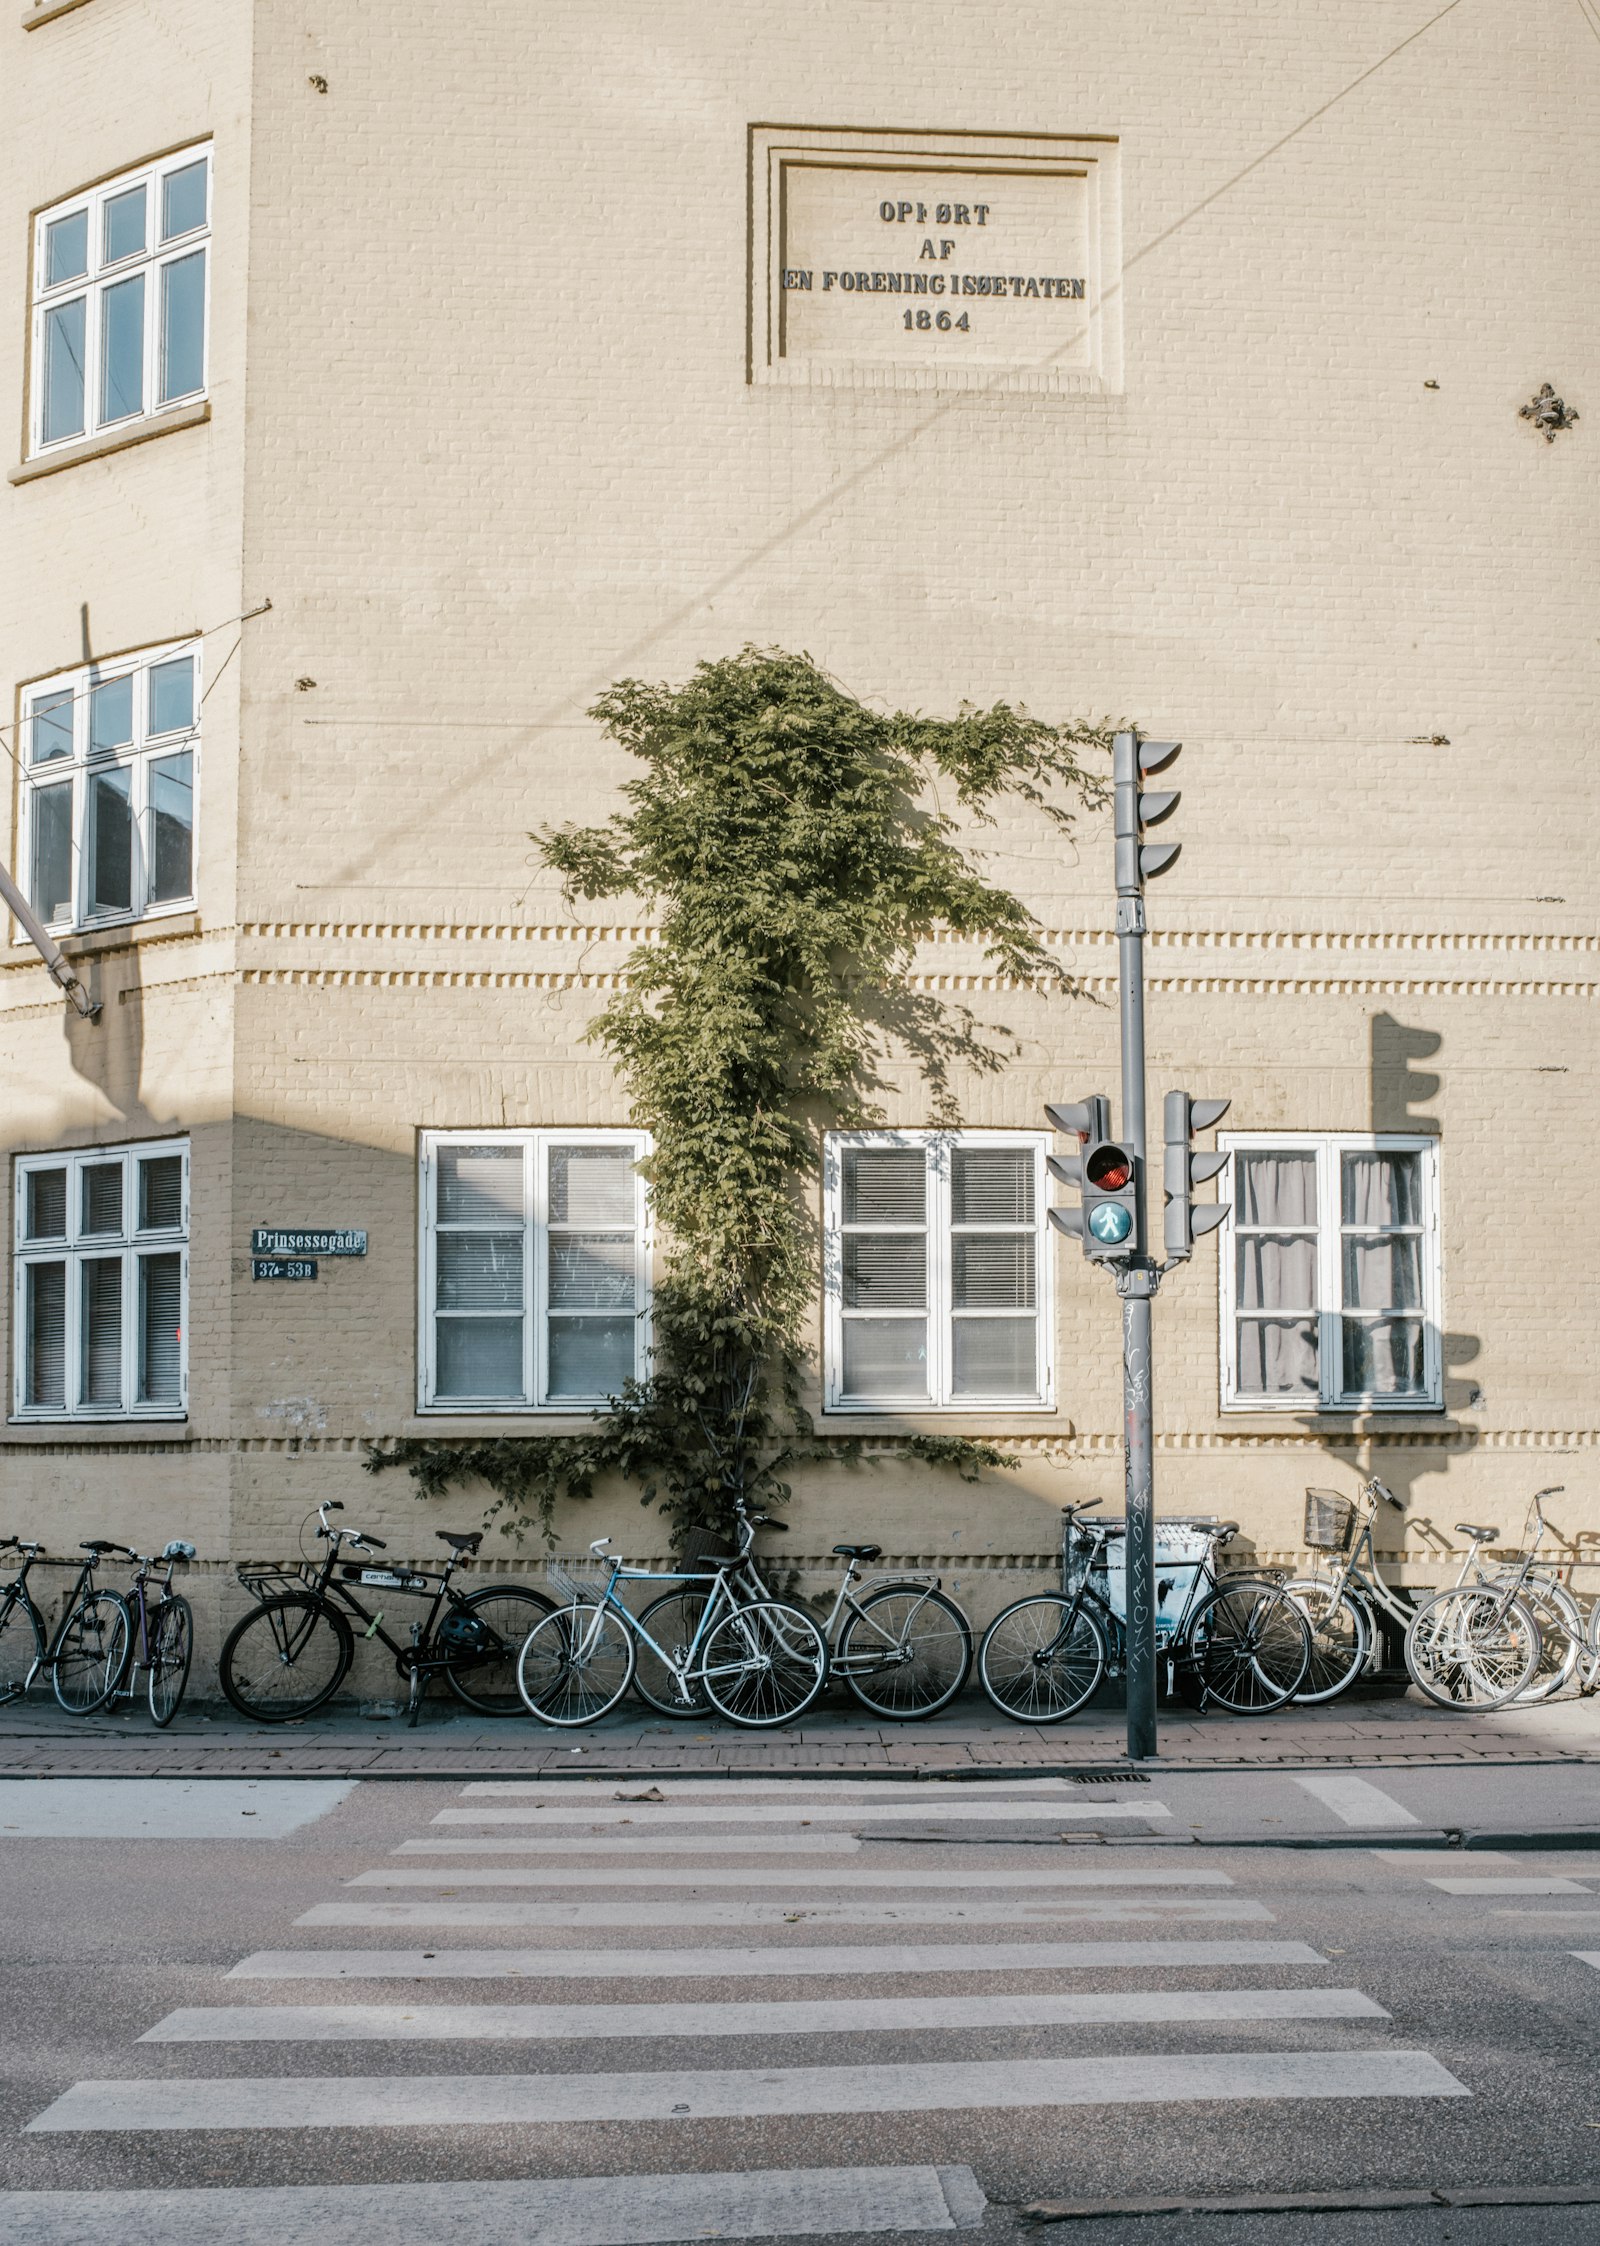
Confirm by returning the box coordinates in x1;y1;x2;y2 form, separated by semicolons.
4;1772;1600;2244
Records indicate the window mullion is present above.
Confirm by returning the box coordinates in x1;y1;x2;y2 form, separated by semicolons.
1317;1142;1339;1406
929;1143;950;1406
529;1137;543;1410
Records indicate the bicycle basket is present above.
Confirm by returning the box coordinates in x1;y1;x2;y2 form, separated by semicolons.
545;1554;614;1603
1303;1489;1356;1552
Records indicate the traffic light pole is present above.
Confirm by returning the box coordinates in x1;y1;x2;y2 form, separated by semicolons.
1114;729;1159;1762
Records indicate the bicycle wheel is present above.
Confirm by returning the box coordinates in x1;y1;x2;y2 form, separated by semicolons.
978;1593;1107;1724
517;1602;635;1726
699;1599;828;1728
1281;1577;1371;1705
219;1596;353;1722
0;1591;46;1705
443;1586;557;1714
1406;1586;1540;1710
1498;1580;1581;1704
1188;1580;1311;1713
632;1587;715;1717
838;1583;973;1720
52;1590;131;1714
147;1594;194;1727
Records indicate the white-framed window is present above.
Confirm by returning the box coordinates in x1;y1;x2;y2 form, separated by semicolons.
1219;1133;1442;1412
418;1131;651;1412
824;1132;1053;1411
29;143;210;456
17;641;199;934
13;1139;188;1421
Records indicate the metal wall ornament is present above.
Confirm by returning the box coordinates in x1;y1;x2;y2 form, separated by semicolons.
1519;384;1579;442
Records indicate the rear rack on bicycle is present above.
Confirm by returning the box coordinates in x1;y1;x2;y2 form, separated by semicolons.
1303;1489;1357;1552
235;1561;320;1597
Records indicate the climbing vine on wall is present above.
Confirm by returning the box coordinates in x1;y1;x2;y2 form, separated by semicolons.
370;646;1110;1545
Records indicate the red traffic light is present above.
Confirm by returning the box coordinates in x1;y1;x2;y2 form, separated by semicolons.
1085;1144;1133;1191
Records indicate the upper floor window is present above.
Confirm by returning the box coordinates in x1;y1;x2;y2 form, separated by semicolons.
30;144;210;455
824;1133;1052;1411
19;641;198;933
13;1140;188;1421
1219;1133;1441;1412
418;1132;650;1412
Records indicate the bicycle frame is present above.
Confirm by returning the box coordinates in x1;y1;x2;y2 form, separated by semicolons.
1061;1509;1228;1679
1302;1481;1420;1638
109;1546;190;1698
719;1503;945;1675
561;1545;793;1705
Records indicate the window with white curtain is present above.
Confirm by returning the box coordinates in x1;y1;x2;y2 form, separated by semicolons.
1219;1134;1441;1411
13;1140;188;1420
418;1131;649;1411
29;144;210;456
824;1133;1052;1410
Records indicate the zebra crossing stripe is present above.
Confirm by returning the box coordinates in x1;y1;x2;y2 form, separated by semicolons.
456;1779;1106;1797
26;2049;1468;2132
345;1866;1229;1890
295;1896;1272;1930
397;1832;866;1855
432;1802;1167;1825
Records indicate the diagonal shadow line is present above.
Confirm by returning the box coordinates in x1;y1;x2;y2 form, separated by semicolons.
318;0;1468;900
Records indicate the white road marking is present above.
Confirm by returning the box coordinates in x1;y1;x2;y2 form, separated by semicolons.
433;1801;1168;1825
232;1937;1326;1980
1372;1851;1522;1870
1290;1775;1419;1828
144;1988;1386;2042
0;2165;988;2243
28;2049;1467;2132
0;1780;355;1842
397;1832;865;1856
297;1896;1272;1930
1426;1877;1591;1895
458;1779;1106;1798
1572;1953;1600;1969
346;1865;1230;1891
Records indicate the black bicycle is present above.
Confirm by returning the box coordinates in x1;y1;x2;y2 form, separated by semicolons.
104;1540;198;1727
0;1536;137;1714
219;1501;556;1724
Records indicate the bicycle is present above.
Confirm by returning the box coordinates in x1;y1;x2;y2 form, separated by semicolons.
628;1498;973;1721
0;1536;137;1714
517;1535;829;1729
103;1541;198;1727
977;1501;1311;1723
219;1501;555;1725
1282;1480;1427;1704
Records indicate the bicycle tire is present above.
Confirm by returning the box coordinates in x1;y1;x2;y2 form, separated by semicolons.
632;1587;715;1717
1490;1577;1581;1704
52;1590;131;1714
1281;1577;1371;1705
0;1589;46;1705
147;1593;194;1727
1405;1585;1540;1710
219;1596;353;1722
517;1602;635;1726
838;1583;973;1720
443;1585;558;1714
699;1599;828;1728
1187;1580;1310;1713
978;1593;1108;1724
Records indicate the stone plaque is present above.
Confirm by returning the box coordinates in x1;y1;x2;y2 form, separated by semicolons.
750;126;1120;392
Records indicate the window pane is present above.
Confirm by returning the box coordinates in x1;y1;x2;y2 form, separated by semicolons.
1343;1150;1422;1229
436;1232;523;1310
435;1317;522;1400
29;781;74;923
24;1263;67;1408
1342;1318;1425;1398
89;674;134;754
548;1316;634;1399
437;1144;522;1221
549;1235;635;1311
1235;1152;1317;1228
46;209;88;286
137;1252;183;1404
550;1146;634;1226
1343;1235;1422;1312
1236;1233;1317;1312
951;1147;1033;1225
952;1317;1037;1397
25;1169;67;1241
1235;1317;1318;1398
139;1155;183;1230
158;249;205;402
148;752;194;902
100;271;146;421
87;767;133;917
161;159;208;241
81;1161;123;1236
148;656;195;735
29;690;74;766
841;1318;928;1398
842;1233;926;1309
42;298;86;443
843;1147;925;1226
81;1256;123;1408
952;1233;1035;1311
103;185;147;264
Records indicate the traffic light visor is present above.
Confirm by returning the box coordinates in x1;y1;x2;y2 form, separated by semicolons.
1085;1145;1133;1191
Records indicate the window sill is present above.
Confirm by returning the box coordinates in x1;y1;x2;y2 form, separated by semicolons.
1219;1400;1445;1418
10;399;209;485
7;1415;188;1430
21;0;97;26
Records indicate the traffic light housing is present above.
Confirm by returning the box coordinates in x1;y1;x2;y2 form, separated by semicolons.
1115;733;1182;895
1163;1091;1231;1261
1046;1098;1138;1263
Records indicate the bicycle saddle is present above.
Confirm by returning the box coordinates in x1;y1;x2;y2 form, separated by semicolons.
437;1531;483;1555
1455;1522;1498;1543
80;1538;120;1554
833;1543;882;1561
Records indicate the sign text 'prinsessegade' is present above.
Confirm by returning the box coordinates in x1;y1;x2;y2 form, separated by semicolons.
783;194;1085;336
